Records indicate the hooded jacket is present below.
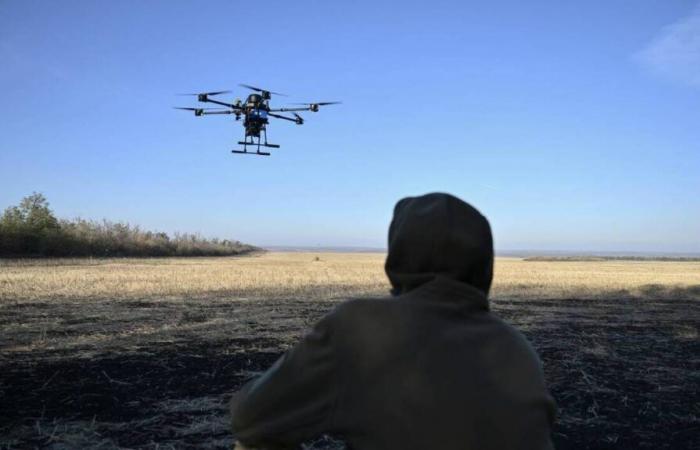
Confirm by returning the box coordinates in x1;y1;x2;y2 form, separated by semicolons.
231;193;555;450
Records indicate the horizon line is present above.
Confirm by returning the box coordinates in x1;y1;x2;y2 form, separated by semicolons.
262;245;700;257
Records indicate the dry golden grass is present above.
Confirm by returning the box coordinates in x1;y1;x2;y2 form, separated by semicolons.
4;252;695;357
492;257;700;300
1;252;698;449
1;252;698;303
0;252;385;302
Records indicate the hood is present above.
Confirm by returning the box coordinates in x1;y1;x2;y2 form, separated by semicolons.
385;193;493;296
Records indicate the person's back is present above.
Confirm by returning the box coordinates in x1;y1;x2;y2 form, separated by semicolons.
231;193;555;449
324;283;554;449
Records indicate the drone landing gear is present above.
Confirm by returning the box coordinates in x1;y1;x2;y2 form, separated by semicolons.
232;129;279;156
237;141;280;148
232;149;271;156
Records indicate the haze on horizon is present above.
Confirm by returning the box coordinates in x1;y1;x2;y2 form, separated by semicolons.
1;1;698;254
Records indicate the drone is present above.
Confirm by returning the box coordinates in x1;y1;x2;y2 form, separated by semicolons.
175;84;340;156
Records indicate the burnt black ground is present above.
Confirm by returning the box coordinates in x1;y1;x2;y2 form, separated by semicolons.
1;296;698;449
2;340;280;448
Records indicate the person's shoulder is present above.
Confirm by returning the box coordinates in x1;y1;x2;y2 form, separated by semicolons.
485;312;528;340
486;313;544;365
322;296;395;327
331;296;395;315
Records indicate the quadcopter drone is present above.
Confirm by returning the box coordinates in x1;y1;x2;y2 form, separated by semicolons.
175;84;340;156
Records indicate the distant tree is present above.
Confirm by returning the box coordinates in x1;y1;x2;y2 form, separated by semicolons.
0;192;59;231
0;205;24;230
0;193;62;255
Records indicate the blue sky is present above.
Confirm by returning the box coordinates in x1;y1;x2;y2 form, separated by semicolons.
1;1;699;252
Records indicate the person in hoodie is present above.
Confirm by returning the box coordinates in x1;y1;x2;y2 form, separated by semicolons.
230;193;556;450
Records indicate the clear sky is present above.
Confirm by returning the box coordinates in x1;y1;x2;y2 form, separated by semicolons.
1;1;699;252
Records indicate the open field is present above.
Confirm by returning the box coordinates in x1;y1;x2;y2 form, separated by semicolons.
1;253;698;449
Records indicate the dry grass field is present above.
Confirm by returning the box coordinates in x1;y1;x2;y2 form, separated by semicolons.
1;252;698;449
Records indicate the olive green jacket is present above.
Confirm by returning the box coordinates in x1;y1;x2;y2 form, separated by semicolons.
231;193;555;449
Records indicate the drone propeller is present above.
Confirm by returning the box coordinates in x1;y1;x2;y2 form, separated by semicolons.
289;101;342;106
288;101;341;112
173;107;227;111
239;84;287;97
177;90;231;96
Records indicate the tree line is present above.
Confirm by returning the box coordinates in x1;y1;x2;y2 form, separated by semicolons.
0;193;259;257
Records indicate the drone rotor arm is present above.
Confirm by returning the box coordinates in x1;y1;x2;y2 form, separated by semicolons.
199;98;242;110
199;110;234;115
174;107;232;117
268;107;312;112
283;102;341;112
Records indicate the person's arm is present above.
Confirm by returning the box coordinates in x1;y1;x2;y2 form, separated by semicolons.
230;314;339;449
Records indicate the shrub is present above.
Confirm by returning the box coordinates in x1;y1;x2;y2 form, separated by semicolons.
0;193;259;258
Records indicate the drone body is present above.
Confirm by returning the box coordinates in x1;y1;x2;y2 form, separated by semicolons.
176;84;340;156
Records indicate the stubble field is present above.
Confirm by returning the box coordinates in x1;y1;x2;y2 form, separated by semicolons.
1;253;698;449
